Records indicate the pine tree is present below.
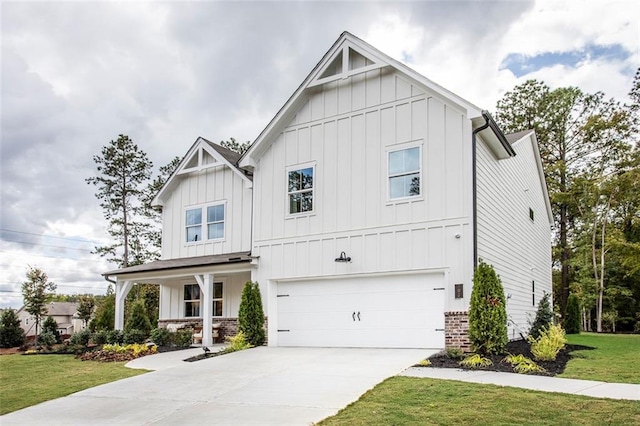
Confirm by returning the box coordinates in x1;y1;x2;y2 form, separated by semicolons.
0;309;25;348
238;282;265;346
468;261;508;354
90;292;115;331
42;315;60;343
21;266;57;340
529;292;554;339
565;293;581;334
124;299;152;336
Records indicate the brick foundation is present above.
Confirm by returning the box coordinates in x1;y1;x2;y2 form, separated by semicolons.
444;311;471;351
158;317;268;344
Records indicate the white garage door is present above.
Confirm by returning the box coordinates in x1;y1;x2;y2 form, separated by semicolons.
276;274;445;348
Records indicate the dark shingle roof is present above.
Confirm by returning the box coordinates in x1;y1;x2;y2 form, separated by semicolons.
103;252;252;277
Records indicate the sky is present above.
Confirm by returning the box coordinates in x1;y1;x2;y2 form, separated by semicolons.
1;0;638;308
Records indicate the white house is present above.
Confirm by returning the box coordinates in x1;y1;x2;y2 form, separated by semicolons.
103;32;552;349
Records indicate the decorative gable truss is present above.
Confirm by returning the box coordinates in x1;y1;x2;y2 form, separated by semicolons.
307;41;387;88
152;137;252;208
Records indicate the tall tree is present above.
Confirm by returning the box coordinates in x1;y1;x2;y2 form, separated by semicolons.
495;80;634;317
221;137;251;155
77;295;96;327
86;134;153;268
21;267;56;340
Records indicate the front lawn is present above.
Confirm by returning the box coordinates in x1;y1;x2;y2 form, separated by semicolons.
319;377;640;425
562;333;640;384
0;354;147;415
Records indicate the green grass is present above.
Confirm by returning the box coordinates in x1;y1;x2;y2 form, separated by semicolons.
562;333;640;384
319;377;640;426
0;354;148;415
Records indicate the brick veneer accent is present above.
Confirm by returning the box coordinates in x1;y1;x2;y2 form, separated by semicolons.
158;317;268;344
444;311;471;351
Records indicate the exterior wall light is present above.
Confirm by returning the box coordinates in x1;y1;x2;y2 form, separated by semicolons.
335;251;351;262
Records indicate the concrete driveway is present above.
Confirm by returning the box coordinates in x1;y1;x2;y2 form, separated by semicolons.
2;347;432;425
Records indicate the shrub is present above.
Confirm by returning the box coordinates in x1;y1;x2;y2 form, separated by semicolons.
123;328;147;344
446;348;464;359
529;292;553;339
468;261;508;354
565;293;581;334
80;343;157;362
106;329;124;345
238;281;266;347
42;316;61;343
503;354;544;374
37;331;56;348
91;330;109;345
529;324;567;361
459;353;493;368
125;299;152;336
0;309;25;348
225;331;252;352
91;294;115;331
150;327;171;346
69;329;92;346
417;359;432;366
172;329;193;348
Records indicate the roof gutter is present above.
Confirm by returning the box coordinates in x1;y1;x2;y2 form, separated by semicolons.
471;112;491;270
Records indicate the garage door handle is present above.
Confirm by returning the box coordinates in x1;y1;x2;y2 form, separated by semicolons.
352;312;356;321
357;311;361;321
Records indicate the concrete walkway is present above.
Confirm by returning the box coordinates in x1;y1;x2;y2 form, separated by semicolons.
401;367;640;401
1;347;431;425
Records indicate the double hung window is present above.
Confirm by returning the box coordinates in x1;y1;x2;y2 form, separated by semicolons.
185;202;225;243
388;146;421;199
184;284;201;317
288;166;314;214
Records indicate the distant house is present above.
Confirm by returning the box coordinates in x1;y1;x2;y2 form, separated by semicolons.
104;32;552;350
17;302;85;337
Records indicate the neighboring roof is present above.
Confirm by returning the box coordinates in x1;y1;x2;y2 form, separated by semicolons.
103;252;252;277
152;137;252;207
43;302;78;317
240;31;509;168
505;129;534;144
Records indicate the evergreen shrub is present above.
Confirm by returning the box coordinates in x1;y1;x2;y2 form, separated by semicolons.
238;281;266;346
565;294;581;334
125;299;152;336
529;292;554;339
0;309;25;348
468;260;508;354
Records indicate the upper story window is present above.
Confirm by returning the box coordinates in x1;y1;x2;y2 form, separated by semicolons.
287;165;314;214
184;284;201;317
185;202;226;243
388;146;421;199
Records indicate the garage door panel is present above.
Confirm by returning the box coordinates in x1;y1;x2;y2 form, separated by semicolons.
276;274;445;349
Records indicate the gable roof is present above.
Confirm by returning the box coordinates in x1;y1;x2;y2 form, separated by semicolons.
18;302;79;317
152;137;252;207
240;31;510;168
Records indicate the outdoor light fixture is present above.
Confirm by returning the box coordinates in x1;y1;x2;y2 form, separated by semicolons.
335;251;351;262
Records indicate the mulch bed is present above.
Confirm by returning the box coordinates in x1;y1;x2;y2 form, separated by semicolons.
426;340;594;376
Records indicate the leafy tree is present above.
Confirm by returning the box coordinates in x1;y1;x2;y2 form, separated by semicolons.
529;293;554;339
238;281;265;346
495;80;635;317
0;309;25;348
90;293;115;331
77;295;95;327
21;266;56;340
220;137;250;155
468;261;507;354
42;316;60;343
85;134;154;268
124;299;152;336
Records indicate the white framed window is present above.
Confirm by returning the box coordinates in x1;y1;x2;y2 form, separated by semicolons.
212;282;223;317
184;284;201;317
185;202;226;243
287;164;315;215
388;146;421;200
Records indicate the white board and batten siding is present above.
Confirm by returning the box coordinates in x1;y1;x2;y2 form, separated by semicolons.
476;134;553;339
251;68;475;347
161;165;252;259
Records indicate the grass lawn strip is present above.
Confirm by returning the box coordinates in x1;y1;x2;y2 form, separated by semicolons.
0;354;148;415
561;333;640;384
319;377;640;426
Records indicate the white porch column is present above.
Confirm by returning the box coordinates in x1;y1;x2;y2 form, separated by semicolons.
195;274;214;347
114;280;133;330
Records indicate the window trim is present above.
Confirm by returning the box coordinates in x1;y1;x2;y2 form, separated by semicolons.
184;201;227;245
286;161;316;217
386;143;423;202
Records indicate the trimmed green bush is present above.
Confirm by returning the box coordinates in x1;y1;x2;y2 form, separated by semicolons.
0;309;25;348
42;316;61;343
123;329;147;344
565;293;581;334
172;329;193;348
529;292;553;339
91;330;109;345
238;281;266;347
149;327;171;346
124;299;152;336
37;331;56;348
69;329;92;346
468;260;508;354
106;329;124;345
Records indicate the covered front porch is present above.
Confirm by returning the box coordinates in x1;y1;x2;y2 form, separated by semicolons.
103;252;254;347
